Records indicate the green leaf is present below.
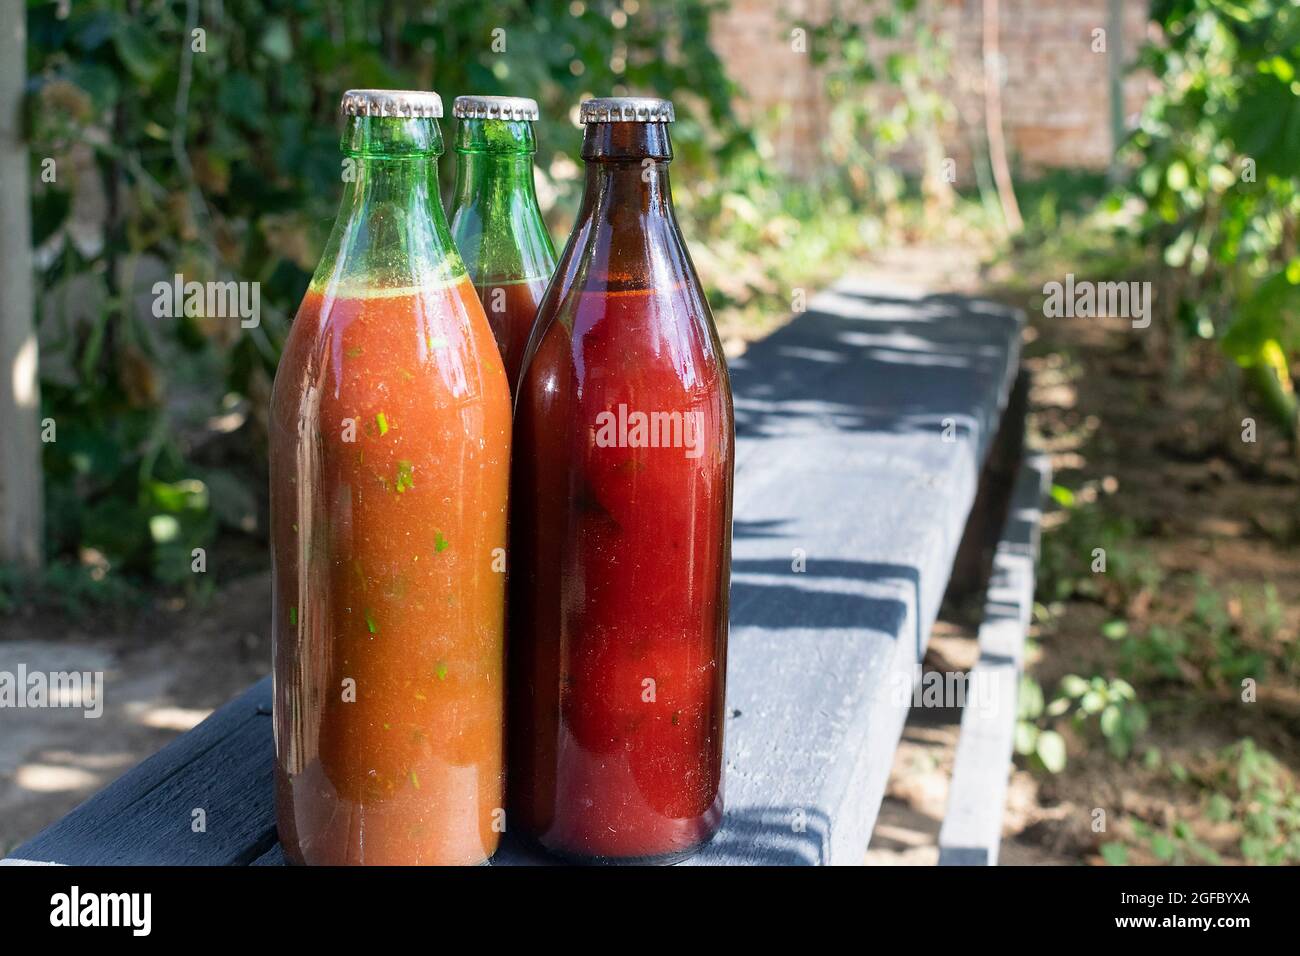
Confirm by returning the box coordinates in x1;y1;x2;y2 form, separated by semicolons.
1151;832;1176;861
1060;674;1089;698
1036;730;1068;773
1165;159;1190;191
147;479;209;514
1102;620;1128;640
260;19;294;62
1018;675;1045;719
1050;484;1076;508
1207;793;1234;823
113;20;167;87
1014;720;1039;755
1126;703;1149;736
1100;703;1122;738
200;470;259;532
1099;842;1129;866
31;188;72;247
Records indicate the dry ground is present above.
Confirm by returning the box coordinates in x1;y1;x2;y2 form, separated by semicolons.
867;242;1300;866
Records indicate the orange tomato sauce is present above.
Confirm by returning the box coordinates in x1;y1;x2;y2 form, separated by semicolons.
271;276;511;865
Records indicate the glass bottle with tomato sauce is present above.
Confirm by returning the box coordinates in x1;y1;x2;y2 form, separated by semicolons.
449;95;557;395
509;97;734;863
270;90;512;865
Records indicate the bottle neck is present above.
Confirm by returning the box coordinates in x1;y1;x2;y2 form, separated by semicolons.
452;153;542;207
314;116;465;294
579;121;675;220
449;118;555;284
553;121;694;296
452;117;541;204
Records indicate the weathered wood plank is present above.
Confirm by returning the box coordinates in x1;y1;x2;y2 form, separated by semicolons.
6;278;1023;866
3;679;276;866
938;453;1051;866
684;280;1023;864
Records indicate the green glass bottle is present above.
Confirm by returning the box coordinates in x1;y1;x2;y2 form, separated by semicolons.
449;95;557;394
270;90;511;865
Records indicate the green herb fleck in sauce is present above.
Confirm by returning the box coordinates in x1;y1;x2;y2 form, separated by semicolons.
364;608;378;634
376;412;389;436
434;531;449;553
436;662;448;681
395;460;415;493
289;606;297;626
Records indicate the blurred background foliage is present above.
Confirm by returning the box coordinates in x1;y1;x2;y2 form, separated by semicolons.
22;0;744;596
20;0;945;600
1120;0;1300;434
17;0;1300;605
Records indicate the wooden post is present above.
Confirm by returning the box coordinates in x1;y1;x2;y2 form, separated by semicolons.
1107;0;1126;182
0;0;43;570
982;0;1023;234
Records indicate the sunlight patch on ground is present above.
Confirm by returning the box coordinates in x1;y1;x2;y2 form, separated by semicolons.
39;750;135;771
15;764;100;793
128;705;212;731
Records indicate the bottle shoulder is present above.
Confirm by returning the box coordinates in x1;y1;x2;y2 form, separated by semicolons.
273;277;509;418
450;193;556;284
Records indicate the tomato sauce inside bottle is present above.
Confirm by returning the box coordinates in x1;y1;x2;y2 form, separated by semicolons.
271;91;511;866
472;277;550;390
509;98;733;863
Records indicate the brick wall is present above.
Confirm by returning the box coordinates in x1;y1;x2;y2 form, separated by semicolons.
711;0;1153;180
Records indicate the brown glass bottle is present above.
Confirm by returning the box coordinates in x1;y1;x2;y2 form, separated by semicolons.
509;97;734;863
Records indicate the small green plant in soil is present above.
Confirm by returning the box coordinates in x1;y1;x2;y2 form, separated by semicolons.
1102;739;1300;866
1038;487;1163;607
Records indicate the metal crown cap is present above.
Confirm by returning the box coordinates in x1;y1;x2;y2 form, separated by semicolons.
453;95;540;121
579;96;675;124
340;89;443;119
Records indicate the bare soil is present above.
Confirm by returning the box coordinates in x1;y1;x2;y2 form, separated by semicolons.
0;574;272;855
868;241;1300;866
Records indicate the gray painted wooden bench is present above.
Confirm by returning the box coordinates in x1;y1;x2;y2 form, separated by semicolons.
5;277;1040;866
